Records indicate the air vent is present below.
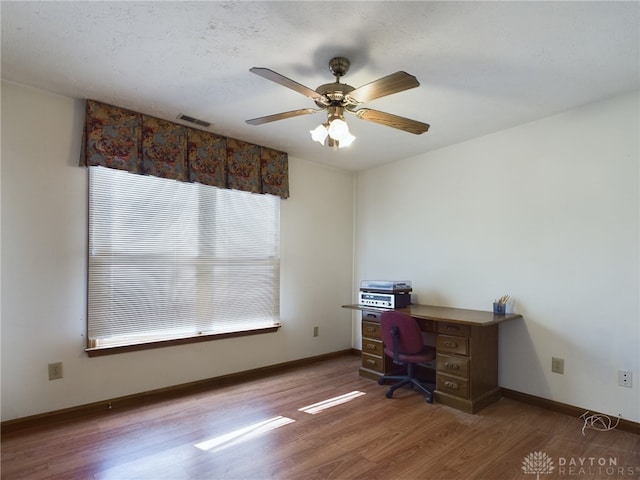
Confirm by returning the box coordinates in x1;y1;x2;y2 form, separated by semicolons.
177;114;211;128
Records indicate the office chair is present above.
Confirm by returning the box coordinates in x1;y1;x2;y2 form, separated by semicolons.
378;311;436;403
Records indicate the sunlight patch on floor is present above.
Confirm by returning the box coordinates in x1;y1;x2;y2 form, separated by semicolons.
194;416;295;453
298;391;366;415
193;391;367;453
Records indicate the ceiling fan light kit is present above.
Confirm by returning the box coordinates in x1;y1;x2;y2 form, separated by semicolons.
246;57;430;149
309;105;356;149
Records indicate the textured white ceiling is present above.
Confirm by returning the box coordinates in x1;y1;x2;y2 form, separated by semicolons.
2;1;639;171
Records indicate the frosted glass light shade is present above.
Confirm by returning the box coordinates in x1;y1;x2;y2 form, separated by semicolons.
338;131;355;147
310;124;329;144
327;118;349;141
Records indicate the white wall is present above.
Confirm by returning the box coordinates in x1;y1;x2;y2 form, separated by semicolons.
0;81;355;421
353;90;640;422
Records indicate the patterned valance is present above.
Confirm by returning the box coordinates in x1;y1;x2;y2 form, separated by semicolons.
79;100;289;199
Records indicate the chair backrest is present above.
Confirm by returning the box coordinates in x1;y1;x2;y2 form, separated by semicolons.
380;311;424;356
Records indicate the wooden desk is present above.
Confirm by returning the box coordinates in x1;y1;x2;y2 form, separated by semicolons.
343;303;523;414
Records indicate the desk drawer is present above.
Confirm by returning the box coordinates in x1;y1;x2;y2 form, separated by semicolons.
437;322;471;337
362;321;381;339
437;373;470;399
437;335;469;356
437;353;470;378
362;338;384;356
362;310;382;323
361;353;384;373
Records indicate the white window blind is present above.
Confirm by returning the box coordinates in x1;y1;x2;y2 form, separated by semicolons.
87;166;280;348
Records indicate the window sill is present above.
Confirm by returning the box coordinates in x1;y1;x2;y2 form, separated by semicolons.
85;324;281;357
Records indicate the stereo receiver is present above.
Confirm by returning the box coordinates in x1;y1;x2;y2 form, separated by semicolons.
358;291;411;308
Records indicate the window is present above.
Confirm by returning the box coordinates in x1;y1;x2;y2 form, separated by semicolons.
87;166;280;355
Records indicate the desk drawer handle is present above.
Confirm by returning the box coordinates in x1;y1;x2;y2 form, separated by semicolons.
365;359;376;366
444;341;458;348
366;327;375;333
445;325;460;331
366;313;377;319
444;381;459;390
365;343;377;351
444;362;459;370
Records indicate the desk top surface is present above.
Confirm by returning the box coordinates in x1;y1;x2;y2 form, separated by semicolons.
342;303;523;327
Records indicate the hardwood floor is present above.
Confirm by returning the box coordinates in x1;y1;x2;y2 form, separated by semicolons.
2;354;639;480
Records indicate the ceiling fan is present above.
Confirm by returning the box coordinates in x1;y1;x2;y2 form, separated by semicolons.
246;57;430;148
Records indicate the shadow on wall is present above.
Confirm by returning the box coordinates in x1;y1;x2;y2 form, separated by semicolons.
499;315;550;397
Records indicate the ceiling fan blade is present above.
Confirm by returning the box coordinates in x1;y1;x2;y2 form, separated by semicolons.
250;67;322;101
246;108;321;125
348;71;420;103
352;108;430;135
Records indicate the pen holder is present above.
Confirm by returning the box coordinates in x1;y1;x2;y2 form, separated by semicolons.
493;301;513;315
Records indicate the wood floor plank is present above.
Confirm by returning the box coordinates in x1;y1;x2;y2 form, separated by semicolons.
2;354;638;480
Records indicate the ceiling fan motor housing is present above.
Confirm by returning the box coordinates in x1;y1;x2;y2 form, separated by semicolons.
314;82;355;108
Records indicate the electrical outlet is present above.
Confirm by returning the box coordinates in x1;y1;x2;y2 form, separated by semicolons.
313;326;319;337
48;362;63;380
619;370;632;388
551;357;564;374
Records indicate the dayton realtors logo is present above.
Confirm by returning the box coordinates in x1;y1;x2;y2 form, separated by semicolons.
522;451;638;478
522;451;554;479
